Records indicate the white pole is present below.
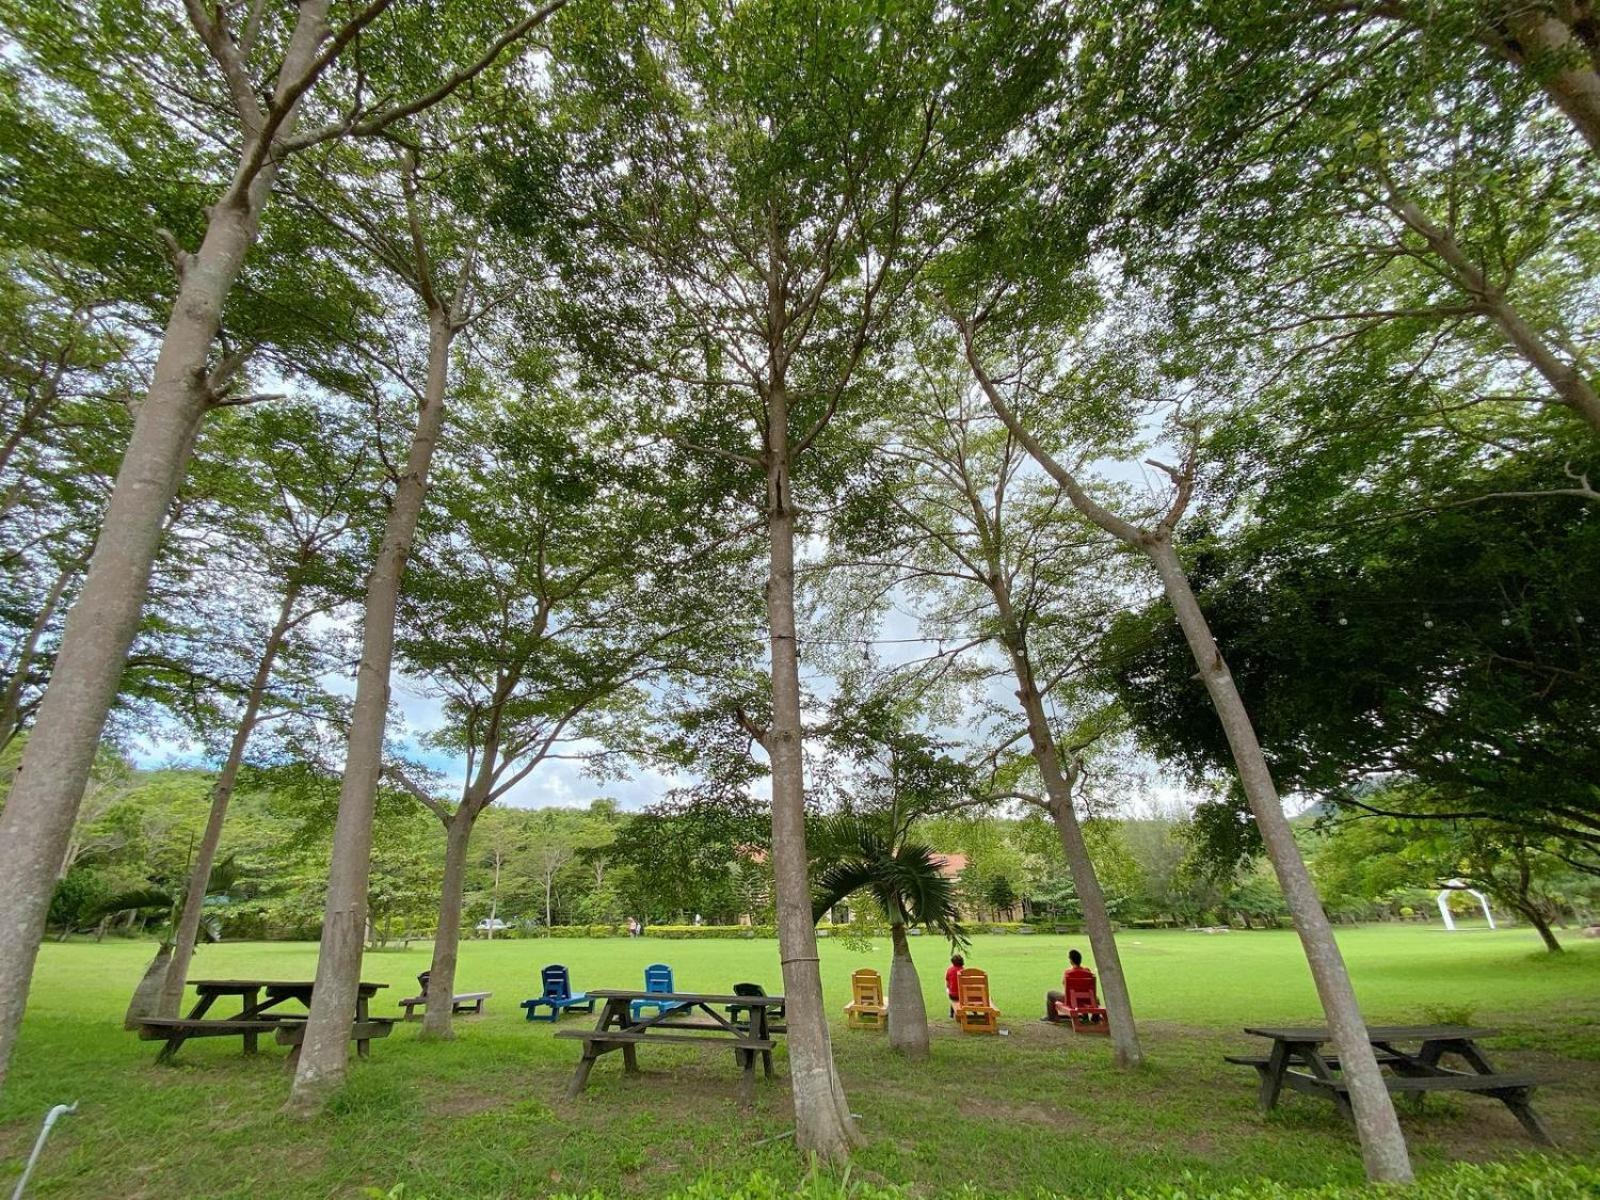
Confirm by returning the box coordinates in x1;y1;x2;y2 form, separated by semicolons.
1467;889;1496;929
11;1102;77;1200
1436;891;1456;931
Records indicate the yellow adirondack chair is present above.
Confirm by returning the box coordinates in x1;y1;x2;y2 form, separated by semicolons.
954;967;1000;1035
844;968;887;1030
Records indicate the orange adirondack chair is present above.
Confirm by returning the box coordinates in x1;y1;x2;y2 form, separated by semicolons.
844;968;887;1030
954;967;1000;1035
1052;967;1109;1035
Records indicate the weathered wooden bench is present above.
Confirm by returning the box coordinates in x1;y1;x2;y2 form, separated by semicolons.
1230;1024;1554;1145
557;991;786;1105
1224;1050;1407;1072
397;991;491;1020
137;1018;284;1064
274;1017;396;1068
555;1028;776;1102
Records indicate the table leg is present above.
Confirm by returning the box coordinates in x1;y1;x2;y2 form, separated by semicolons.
1436;1039;1556;1146
243;989;261;1055
738;1049;755;1107
567;1052;598;1099
623;1043;639;1075
1497;1088;1557;1146
1258;1040;1289;1112
753;1008;774;1080
1295;1043;1352;1122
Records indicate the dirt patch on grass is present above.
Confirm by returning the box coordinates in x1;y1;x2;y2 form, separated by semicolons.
956;1097;1086;1131
428;1089;510;1118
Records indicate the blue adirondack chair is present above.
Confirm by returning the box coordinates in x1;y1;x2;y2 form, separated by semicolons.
630;963;683;1019
520;964;596;1022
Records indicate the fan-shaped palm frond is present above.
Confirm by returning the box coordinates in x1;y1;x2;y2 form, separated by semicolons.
87;887;174;924
810;815;968;947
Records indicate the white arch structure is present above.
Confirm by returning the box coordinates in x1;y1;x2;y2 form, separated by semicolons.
1437;878;1495;930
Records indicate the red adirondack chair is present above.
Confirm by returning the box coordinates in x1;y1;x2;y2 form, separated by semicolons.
1052;966;1109;1035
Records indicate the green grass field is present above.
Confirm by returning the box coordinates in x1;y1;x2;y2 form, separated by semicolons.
2;925;1596;1198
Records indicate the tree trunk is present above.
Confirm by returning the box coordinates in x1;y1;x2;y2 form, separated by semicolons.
886;923;929;1060
973;348;1411;1182
1145;541;1413;1184
158;580;303;1020
988;576;1143;1069
1488;7;1600;162
1522;907;1563;953
0;172;279;1092
285;310;455;1115
124;942;173;1030
763;381;860;1158
0;0;337;1088
423;814;475;1039
0;556;77;753
1507;847;1563;953
1388;195;1600;434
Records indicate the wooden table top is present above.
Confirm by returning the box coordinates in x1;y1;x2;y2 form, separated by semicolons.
190;979;389;993
1244;1024;1497;1043
587;989;785;1005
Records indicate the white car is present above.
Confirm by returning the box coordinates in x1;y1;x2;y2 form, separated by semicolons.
475;918;512;933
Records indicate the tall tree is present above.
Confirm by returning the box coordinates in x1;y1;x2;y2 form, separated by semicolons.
545;0;1064;1154
948;290;1413;1181
285;142;488;1111
386;387;735;1038
828;352;1146;1068
0;0;569;1092
153;401;376;1019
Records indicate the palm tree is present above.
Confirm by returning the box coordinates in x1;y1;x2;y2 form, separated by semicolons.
811;812;967;1060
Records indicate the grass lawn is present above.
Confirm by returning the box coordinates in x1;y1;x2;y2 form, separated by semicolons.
1;924;1597;1198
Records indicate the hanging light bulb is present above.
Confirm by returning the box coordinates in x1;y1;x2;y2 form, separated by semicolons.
1423;615;1434;629
1501;616;1512;627
1337;616;1348;626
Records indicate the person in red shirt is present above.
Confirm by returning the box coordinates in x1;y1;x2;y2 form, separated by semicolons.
1045;949;1097;1021
945;953;965;1017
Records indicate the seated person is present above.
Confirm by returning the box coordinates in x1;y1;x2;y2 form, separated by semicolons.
1044;949;1098;1021
946;953;965;1017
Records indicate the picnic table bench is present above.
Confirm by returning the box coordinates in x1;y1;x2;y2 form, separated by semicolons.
1229;1024;1554;1145
135;979;389;1065
557;989;785;1105
397;991;491;1020
274;1016;396;1067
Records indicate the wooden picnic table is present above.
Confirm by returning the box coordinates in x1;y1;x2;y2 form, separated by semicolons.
557;989;786;1105
1228;1024;1553;1145
136;979;390;1064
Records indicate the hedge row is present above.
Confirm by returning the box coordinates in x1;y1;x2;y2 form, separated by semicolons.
528;924;779;939
517;921;1072;940
492;928;1088;947
535;1156;1599;1200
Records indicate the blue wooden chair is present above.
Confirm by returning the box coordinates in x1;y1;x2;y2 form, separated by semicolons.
520;964;596;1023
630;963;683;1019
